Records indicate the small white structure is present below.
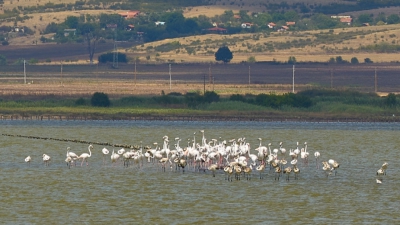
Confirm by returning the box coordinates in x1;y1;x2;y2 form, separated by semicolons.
155;21;165;26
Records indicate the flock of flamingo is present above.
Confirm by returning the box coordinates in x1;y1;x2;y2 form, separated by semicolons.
23;130;388;183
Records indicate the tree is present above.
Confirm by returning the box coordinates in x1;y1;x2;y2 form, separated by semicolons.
64;16;79;29
288;56;296;64
91;92;110;107
357;14;373;24
351;57;359;64
215;46;233;63
387;14;400;24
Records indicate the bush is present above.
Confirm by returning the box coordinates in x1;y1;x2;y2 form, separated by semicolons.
98;52;128;63
204;91;220;103
288;56;296;64
1;40;9;46
90;92;110;107
351;57;359;64
364;58;373;63
386;93;396;107
75;97;87;105
230;94;247;102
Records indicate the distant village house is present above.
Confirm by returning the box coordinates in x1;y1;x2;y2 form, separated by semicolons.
155;21;165;26
126;24;135;31
241;23;253;28
63;28;76;36
267;22;276;29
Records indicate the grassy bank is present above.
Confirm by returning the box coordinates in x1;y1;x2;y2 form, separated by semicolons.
0;89;399;122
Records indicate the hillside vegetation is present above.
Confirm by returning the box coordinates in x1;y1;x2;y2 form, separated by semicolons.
1;0;400;64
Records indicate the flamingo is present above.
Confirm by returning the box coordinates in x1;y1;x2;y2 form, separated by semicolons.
283;166;292;181
279;142;286;157
293;165;300;179
328;159;340;175
322;161;332;177
66;147;79;166
159;157;170;172
178;158;187;173
314;151;321;169
42;154;51;166
274;166;281;180
208;164;218;177
111;149;120;166
102;147;110;165
65;156;72;169
78;144;93;167
234;165;242;180
243;165;253;180
256;164;265;179
25;156;32;166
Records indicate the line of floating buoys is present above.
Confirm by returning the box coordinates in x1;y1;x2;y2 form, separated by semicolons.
2;133;141;149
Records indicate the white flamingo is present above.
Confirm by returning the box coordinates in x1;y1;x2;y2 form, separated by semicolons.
65;156;72;169
102;147;110;165
42;154;51;166
25;156;32;166
111;149;120;166
314;151;321;169
78;144;93;167
66;147;79;166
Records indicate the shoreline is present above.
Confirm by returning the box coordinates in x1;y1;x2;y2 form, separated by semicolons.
2;114;399;123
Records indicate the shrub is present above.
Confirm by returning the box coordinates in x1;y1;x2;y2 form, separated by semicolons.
75;97;86;105
98;52;128;63
230;94;246;102
90;92;110;107
351;57;359;64
204;91;220;103
364;58;373;63
2;40;9;46
386;93;396;107
288;56;296;64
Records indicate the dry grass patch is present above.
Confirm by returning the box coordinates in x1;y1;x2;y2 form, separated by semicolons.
130;24;400;63
183;6;239;18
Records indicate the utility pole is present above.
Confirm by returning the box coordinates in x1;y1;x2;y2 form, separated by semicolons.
24;60;26;84
212;76;215;91
292;65;295;93
134;60;137;87
209;64;211;84
60;61;63;86
375;67;377;92
248;65;251;92
169;64;171;90
112;25;118;68
204;73;206;94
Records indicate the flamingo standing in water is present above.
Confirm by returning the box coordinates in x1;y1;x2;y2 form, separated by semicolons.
111;149;120;166
314;151;320;169
66;147;79;167
42;154;51;166
102;147;110;165
25;156;32;166
78;144;93;167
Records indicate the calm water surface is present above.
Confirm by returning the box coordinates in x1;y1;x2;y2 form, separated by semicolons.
0;120;399;224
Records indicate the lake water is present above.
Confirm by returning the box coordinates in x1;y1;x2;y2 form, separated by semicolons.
0;120;398;224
